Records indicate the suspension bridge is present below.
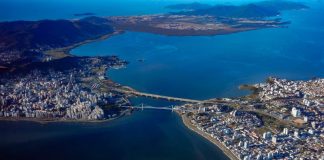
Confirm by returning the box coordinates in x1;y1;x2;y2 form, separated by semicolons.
120;104;195;112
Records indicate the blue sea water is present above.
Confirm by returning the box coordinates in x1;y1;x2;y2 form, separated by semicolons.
0;108;229;160
0;0;324;160
0;0;289;21
72;2;324;99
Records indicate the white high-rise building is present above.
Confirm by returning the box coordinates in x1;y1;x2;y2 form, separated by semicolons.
308;129;314;135
238;141;243;147
263;132;272;140
256;154;263;160
294;130;299;138
267;152;273;159
311;122;317;129
244;155;251;160
291;107;301;117
304;116;308;123
244;141;249;149
272;136;277;144
283;128;289;135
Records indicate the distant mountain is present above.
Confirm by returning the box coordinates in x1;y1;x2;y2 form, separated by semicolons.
188;4;279;18
171;0;308;18
0;17;113;51
166;2;212;10
74;12;96;17
255;0;309;11
0;17;114;66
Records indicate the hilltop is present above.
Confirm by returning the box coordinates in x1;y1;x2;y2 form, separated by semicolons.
0;17;114;67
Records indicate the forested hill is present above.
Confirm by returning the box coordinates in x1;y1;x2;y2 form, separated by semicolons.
0;16;114;66
167;1;308;18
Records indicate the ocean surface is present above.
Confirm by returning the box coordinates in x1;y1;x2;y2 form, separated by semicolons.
73;2;324;100
1;0;324;160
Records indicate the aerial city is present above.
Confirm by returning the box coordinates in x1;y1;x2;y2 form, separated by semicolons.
0;0;323;160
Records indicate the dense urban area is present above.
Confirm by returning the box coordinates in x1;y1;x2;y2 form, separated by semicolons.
178;77;324;160
0;56;130;121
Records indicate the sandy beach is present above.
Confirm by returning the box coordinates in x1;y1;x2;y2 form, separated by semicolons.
179;113;239;160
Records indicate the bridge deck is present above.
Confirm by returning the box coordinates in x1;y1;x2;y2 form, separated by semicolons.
115;89;202;103
121;106;174;111
93;78;203;104
121;105;195;112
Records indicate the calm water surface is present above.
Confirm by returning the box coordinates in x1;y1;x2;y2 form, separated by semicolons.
1;0;324;160
73;2;324;99
0;107;228;160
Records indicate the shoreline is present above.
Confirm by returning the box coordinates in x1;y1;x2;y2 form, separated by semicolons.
44;30;124;59
0;109;131;124
178;112;239;160
50;28;237;160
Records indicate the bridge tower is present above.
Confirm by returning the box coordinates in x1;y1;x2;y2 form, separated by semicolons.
141;103;144;111
171;105;174;112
